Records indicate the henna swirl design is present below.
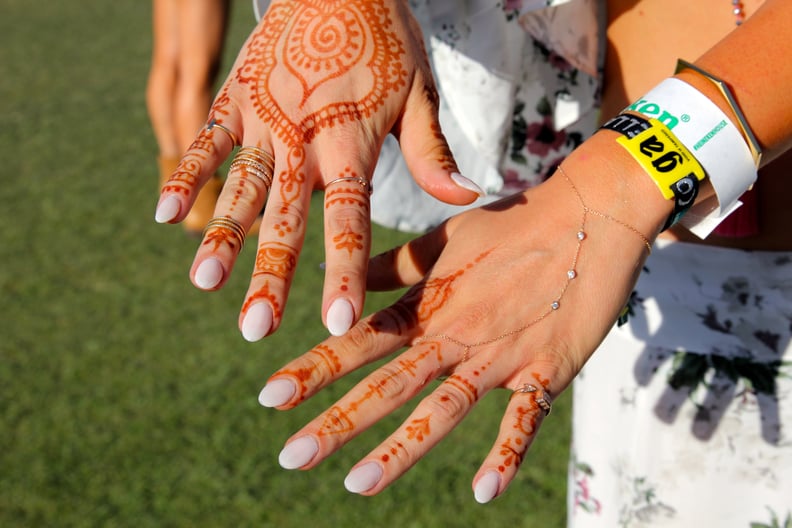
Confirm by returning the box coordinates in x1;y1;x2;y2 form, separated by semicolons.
239;1;407;145
235;1;407;219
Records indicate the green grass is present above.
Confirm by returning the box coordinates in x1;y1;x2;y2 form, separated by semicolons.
0;1;570;526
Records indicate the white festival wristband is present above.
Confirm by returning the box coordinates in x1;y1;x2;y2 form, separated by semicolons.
626;77;757;238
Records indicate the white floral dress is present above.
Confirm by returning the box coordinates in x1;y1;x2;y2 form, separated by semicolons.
570;240;792;528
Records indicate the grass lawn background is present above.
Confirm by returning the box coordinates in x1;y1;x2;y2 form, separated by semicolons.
0;1;570;526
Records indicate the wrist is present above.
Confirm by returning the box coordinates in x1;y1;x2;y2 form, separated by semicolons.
558;130;675;242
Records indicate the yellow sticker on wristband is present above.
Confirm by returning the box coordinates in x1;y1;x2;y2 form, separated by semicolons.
617;118;706;199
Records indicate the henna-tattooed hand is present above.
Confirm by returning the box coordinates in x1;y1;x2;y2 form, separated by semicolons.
154;0;483;340
255;143;674;502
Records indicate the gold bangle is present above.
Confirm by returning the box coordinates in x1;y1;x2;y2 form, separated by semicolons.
675;59;762;168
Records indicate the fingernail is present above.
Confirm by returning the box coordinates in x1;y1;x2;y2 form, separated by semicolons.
278;436;319;470
194;257;224;289
258;378;295;407
241;302;273;342
450;172;485;197
327;298;354;337
474;471;501;504
344;462;383;494
155;195;181;223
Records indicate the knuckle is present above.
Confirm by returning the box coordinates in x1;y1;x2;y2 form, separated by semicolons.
425;382;474;421
265;201;306;238
327;207;369;234
364;364;416;401
338;322;375;352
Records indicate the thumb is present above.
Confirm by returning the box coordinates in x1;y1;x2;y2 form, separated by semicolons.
397;80;484;205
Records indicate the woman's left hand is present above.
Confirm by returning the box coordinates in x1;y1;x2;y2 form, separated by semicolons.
254;160;661;502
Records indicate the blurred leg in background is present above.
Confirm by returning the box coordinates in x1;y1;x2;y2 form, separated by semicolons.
146;0;230;235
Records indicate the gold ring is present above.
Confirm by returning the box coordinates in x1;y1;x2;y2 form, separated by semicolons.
229;159;274;188
203;216;246;252
230;147;275;188
510;383;552;416
325;176;372;195
207;118;240;147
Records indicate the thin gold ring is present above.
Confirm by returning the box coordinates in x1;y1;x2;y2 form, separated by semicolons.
510;383;552;416
207;118;240;147
203;216;246;252
229;159;273;188
232;146;275;172
325;176;372;195
230;147;275;190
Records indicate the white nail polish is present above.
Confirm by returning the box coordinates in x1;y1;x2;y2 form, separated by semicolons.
258;379;295;407
278;436;319;470
241;303;273;342
326;298;354;337
194;258;223;289
450;172;485;197
344;462;383;494
473;471;501;504
155;195;181;223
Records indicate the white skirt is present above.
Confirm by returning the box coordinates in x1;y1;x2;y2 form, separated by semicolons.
568;240;792;527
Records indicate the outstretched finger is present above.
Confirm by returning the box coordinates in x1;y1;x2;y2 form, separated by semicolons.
471;374;554;504
154;114;238;226
340;349;501;496
321;165;374;336
190;141;275;292
273;339;454;474
236;142;313;339
256;291;429;408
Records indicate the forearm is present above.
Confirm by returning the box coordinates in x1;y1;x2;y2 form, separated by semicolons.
678;0;792;164
559;0;792;241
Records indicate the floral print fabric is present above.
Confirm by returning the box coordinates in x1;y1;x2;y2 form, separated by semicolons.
569;239;792;527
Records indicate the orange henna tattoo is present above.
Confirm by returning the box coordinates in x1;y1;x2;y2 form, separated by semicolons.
203;227;243;253
317;342;443;437
276;146;307;214
325;167;371;210
272;344;342;403
443;374;478;405
320;405;357;436
428;121;456;173
380;440;407;464
494;392;543;473
161;131;214;195
254;242;298;280
324;186;369;210
371;262;471;336
405;415;431;442
237;1;407;146
497;437;525;473
333;220;364;257
242;281;283;319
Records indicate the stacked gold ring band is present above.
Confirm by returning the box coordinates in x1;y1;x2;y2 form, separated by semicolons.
510;383;552;416
203;216;247;252
206;118;240;147
325;176;373;195
230;146;276;188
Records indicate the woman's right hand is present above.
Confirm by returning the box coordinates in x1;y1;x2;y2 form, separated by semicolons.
155;0;483;340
